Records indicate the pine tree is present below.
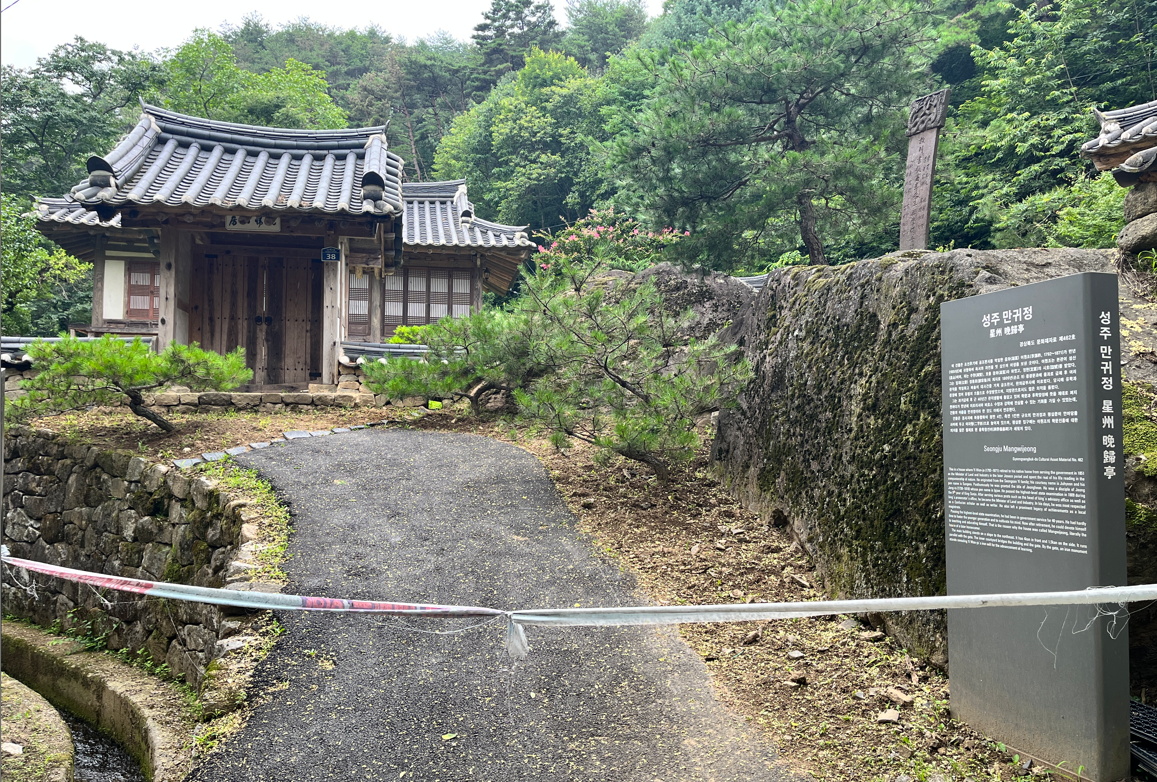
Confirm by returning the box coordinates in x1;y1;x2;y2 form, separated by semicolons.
473;0;563;85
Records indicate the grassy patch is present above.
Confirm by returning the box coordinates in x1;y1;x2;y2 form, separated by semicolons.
195;459;292;583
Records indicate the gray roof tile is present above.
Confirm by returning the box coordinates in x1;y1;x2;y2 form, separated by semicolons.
1081;99;1157;160
65;104;404;216
401;180;532;249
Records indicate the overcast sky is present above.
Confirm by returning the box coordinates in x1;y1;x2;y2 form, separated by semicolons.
1;0;664;69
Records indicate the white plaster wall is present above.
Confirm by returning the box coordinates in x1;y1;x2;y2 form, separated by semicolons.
103;260;125;320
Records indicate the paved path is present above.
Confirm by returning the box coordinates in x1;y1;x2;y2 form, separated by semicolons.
188;429;793;782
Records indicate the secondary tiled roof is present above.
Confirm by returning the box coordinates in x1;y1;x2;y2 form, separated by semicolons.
59;104;404;216
402;180;533;250
36;198;122;228
1082;99;1157;186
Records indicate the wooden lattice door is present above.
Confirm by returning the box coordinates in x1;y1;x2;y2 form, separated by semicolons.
189;251;322;385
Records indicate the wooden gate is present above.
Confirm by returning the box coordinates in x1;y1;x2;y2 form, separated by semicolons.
188;251;323;385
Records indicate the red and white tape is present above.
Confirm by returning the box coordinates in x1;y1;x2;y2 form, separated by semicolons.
4;551;1155;659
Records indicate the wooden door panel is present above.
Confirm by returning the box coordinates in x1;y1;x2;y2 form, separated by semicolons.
266;257;287;384
244;255;263;379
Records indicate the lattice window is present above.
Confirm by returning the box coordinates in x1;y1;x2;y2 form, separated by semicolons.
451;271;472;318
429;270;449;320
383;272;404;327
406;268;428;324
126;261;160;320
347;271;370;337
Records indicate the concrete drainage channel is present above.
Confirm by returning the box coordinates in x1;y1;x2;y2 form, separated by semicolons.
61;710;145;782
1;622;196;782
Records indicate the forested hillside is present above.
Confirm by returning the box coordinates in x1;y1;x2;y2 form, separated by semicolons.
2;0;1154;331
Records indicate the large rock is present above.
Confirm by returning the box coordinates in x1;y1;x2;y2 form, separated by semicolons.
1118;212;1157;254
602;263;757;340
711;248;1138;664
1125;182;1157;223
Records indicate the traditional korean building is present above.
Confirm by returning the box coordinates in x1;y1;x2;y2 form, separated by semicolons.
1081;99;1157;257
34;104;534;385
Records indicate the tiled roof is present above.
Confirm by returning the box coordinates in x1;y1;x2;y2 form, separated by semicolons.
36;198;122;228
1081;99;1157;169
60;104;404;216
37;180;536;255
402;180;533;250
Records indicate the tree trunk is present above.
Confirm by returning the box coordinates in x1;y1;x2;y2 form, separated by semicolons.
125;390;175;432
797;191;826;266
618;447;670;484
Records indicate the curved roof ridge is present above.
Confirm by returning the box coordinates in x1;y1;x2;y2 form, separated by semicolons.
142;103;387;143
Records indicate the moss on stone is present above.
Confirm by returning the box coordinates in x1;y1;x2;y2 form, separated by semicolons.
1123;381;1157;468
162;547;182;583
1127;498;1157;529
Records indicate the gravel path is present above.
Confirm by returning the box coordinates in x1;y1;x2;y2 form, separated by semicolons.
187;429;794;781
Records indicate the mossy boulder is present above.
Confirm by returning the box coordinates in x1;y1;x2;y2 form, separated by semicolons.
712;247;1156;665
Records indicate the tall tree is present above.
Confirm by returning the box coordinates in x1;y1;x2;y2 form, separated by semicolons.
350;35;479;179
435;49;610;229
1;194;90;336
606;0;932;269
1;38;164;199
638;0;764;47
939;0;1157;248
562;0;649;73
473;0;563;85
153;30;348;129
223;15;394;100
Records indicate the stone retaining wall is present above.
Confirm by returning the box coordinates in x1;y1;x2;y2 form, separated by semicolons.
2;425;270;711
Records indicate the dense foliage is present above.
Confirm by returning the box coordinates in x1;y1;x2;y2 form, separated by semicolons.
152;30;348;128
1;194;91;336
3;0;1153;285
363;212;749;480
606;0;932;268
1;39;164;199
11;336;252;431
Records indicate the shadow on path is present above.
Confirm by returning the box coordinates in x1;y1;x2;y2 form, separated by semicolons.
187;429;796;781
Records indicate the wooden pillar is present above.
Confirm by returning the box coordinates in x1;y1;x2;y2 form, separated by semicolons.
472;259;483;314
321;251;341;385
90;236;107;328
369;270;383;343
157;228;190;352
174;236;192;346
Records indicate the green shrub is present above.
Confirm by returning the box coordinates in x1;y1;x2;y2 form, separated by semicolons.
11;335;251;432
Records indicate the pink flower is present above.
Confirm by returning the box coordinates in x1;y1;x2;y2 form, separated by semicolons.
632;229;639;235
684;230;690;235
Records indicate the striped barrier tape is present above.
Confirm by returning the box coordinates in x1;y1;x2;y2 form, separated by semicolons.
4;551;1156;659
0;554;504;618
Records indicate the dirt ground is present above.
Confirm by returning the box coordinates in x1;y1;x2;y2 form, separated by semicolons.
24;405;1106;780
0;672;73;782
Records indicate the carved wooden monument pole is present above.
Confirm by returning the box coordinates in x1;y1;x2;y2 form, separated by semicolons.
899;89;951;251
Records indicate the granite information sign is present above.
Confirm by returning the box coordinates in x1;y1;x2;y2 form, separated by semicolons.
899;89;950;251
941;272;1129;779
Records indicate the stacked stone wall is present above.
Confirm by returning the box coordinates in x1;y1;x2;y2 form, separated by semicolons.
2;425;269;711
